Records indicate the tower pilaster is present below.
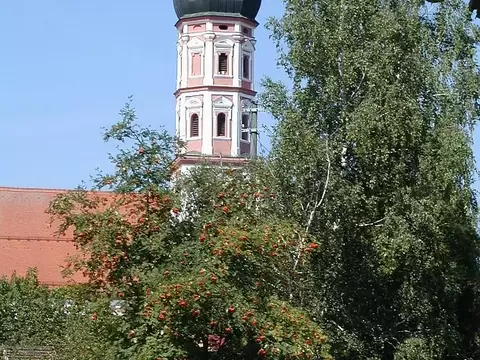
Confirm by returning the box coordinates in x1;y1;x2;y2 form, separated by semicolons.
180;34;189;88
204;31;215;86
233;34;243;88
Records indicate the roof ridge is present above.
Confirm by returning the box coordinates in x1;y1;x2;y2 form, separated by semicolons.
0;186;69;193
0;187;113;195
0;236;74;242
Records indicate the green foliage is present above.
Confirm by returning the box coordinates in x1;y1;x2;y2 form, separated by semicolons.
261;0;480;359
47;101;331;360
0;270;120;359
56;295;121;360
394;338;436;360
0;269;66;348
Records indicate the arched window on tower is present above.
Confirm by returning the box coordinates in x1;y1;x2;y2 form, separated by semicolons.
243;55;250;79
190;114;199;137
217;113;226;137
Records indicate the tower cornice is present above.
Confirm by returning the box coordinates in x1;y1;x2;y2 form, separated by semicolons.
174;86;256;98
175;14;258;29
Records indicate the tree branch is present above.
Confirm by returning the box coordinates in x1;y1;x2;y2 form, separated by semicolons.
290;139;331;301
357;217;385;228
349;71;366;102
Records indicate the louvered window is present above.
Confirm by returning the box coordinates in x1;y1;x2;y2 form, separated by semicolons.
241;114;249;141
190;114;199;137
217;113;226;137
218;53;228;75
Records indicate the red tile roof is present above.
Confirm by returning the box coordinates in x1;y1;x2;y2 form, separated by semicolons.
0;187;84;286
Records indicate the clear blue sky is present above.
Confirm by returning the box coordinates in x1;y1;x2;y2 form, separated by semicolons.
0;1;285;188
0;1;478;189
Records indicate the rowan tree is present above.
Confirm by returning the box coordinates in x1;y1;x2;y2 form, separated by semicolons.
48;100;331;360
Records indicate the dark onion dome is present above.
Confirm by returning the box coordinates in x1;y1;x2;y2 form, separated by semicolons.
173;0;262;21
470;0;480;17
427;0;479;17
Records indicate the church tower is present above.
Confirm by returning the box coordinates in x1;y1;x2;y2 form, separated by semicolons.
173;0;262;171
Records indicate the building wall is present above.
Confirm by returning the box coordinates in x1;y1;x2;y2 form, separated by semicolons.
0;187;84;285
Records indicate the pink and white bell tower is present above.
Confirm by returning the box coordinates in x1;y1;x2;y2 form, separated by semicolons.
172;0;262;171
